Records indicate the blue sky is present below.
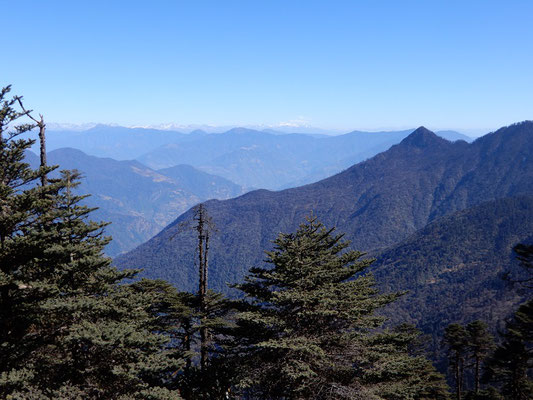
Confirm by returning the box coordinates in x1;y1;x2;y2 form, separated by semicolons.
2;1;532;133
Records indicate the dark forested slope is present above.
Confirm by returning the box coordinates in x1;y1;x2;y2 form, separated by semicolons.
373;195;533;349
116;122;533;294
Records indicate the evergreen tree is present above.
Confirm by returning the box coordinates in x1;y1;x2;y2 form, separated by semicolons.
231;216;449;399
465;321;494;396
131;279;197;397
512;243;533;289
362;323;451;400
180;290;235;399
482;242;532;399
0;86;182;399
0;85;59;392
134;278;235;399
443;324;468;400
484;299;532;400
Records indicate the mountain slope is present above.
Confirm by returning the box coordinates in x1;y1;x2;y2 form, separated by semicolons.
373;195;533;349
45;148;243;256
116;121;533;293
157;164;244;200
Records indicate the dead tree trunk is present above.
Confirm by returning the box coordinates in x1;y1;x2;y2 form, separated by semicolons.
194;204;214;372
38;115;47;186
175;203;216;373
196;205;207;371
16;98;47;186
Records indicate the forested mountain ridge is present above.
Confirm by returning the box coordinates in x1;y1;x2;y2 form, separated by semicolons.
372;195;533;355
30;125;470;192
116;121;533;294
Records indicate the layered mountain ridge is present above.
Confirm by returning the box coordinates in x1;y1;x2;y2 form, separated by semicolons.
29;124;470;191
116;121;533;298
27;148;245;256
137;127;470;189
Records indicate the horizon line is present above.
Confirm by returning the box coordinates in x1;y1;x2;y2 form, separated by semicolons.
43;121;498;137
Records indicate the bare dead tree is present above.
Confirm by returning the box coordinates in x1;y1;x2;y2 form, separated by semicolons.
173;203;217;372
193;203;217;371
16;97;47;186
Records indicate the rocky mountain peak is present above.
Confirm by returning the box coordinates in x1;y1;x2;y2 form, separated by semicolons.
400;126;448;148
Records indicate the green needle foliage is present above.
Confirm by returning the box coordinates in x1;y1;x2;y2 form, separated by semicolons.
0;86;182;399
484;299;532;400
482;242;532;400
443;324;468;400
442;321;495;400
231;216;449;399
132;279;236;399
466;321;494;397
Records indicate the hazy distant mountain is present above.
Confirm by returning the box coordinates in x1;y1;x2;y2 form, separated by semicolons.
116;122;533;294
38;125;204;160
137;128;470;189
157;164;244;200
138;128;315;167
259;129;323;137
259;127;338;136
434;130;472;142
39;148;244;256
25;124;471;190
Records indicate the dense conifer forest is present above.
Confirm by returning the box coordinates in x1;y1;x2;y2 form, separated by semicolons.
1;87;531;399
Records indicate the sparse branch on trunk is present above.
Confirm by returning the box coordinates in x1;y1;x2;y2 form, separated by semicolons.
180;203;217;372
193;204;217;371
16;97;47;186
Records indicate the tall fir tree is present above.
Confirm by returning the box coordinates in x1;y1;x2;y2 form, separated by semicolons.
0;86;182;399
483;299;532;400
443;324;468;400
0;85;59;391
483;243;533;400
230;216;449;399
466;321;494;396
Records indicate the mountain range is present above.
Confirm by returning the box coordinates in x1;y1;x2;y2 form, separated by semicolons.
18;125;471;256
115;121;533;346
136;127;471;189
29;125;470;190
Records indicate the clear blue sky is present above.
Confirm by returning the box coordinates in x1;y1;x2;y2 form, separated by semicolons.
2;0;532;133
